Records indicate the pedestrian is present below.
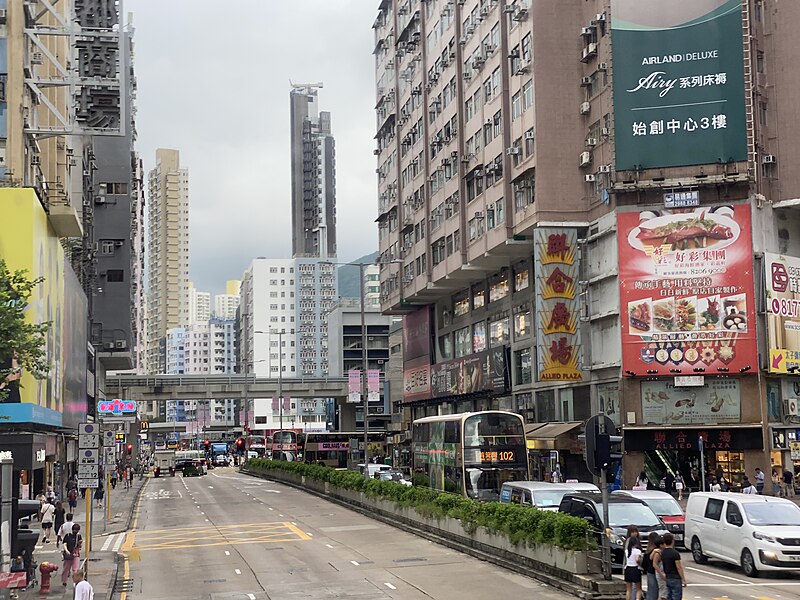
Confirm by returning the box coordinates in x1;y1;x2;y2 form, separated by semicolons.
714;465;724;484
624;525;643;600
39;498;55;543
60;523;82;588
755;468;765;494
783;469;795;497
93;485;104;509
636;471;649;490
551;464;562;483
58;513;75;541
642;532;661;600
53;501;66;545
128;465;134;488
35;490;46;520
110;469;117;490
710;477;721;493
45;484;56;503
742;476;757;494
665;472;675;497
67;486;78;512
771;469;781;496
674;474;684;501
660;532;685;600
72;560;93;600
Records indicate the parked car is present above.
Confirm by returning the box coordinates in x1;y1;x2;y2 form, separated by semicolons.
376;470;412;486
614;490;685;547
685;492;800;577
500;481;576;511
559;492;667;567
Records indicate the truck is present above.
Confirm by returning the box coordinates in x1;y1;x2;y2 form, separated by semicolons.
210;443;229;466
153;450;176;477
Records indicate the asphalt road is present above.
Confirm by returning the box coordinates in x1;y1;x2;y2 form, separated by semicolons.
121;467;575;600
119;469;800;600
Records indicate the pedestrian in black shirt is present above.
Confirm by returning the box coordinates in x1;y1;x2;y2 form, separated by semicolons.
660;533;685;600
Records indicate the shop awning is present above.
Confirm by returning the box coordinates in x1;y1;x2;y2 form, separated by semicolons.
525;422;583;450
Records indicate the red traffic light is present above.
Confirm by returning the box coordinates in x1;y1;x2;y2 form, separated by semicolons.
236;439;243;446
126;443;133;453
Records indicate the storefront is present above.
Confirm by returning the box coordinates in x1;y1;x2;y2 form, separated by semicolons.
0;433;49;499
624;426;764;491
525;422;591;482
771;425;800;477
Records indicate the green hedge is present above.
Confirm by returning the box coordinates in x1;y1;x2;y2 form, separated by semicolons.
248;459;592;551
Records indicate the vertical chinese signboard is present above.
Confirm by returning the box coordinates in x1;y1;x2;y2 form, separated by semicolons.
534;229;583;381
347;369;361;403
367;369;381;402
618;205;757;376
764;253;800;373
611;0;747;170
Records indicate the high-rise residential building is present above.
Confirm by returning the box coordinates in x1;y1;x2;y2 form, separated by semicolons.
188;282;211;325
238;258;337;431
214;279;241;320
146;148;189;373
364;264;381;308
289;84;337;259
375;0;800;485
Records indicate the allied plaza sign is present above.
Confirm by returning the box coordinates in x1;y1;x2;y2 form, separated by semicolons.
97;399;138;414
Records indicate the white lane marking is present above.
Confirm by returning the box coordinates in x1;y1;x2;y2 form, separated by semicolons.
291;521;297;525
247;595;256;600
208;486;214;489
384;583;397;590
268;508;274;511
101;535;116;552
279;514;284;517
325;544;333;549
350;560;360;566
685;566;753;585
224;551;230;556
112;533;126;552
235;569;242;575
306;532;313;537
201;512;205;515
205;519;209;522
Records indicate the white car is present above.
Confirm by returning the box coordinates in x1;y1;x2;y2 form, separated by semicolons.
685;492;800;577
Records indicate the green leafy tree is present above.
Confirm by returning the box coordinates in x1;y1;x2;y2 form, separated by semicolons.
0;259;51;402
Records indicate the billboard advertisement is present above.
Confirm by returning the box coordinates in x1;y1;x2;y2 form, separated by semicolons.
403;363;430;402
534;228;583;381
429;347;507;398
611;0;747;170
618;205;757;376
641;379;740;424
0;189;88;426
765;253;800;373
403;305;432;362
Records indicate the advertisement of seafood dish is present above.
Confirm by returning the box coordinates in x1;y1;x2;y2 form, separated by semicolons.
641;379;740;424
618;205;757;376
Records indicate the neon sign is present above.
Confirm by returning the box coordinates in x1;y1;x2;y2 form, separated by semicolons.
97;399;138;414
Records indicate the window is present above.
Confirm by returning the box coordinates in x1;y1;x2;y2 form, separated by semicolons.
758;101;767;126
473;285;486;309
489;316;510;346
514;308;531;339
106;269;124;282
100;240;115;255
105;183;129;195
439;333;453;359
489;274;509;302
455;326;471;358
491;67;500;95
511;92;522;120
524;128;534;156
454;292;470;317
483;77;492;102
725;501;743;526
522;80;533;111
493;111;502;138
521;33;532;63
515;348;532;385
514;267;529;291
473;321;487;352
704;498;724;521
495;198;504;224
756;50;765;74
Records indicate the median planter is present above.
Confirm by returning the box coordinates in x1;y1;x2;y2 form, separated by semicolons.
246;460;621;598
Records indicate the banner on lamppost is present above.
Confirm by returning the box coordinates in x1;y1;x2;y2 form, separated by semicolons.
348;369;361;403
367;369;380;403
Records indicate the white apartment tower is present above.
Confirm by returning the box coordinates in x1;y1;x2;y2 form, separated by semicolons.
214;279;241;320
188;282;211;325
146;148;189;374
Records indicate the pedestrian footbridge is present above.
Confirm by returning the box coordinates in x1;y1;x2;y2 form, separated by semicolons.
105;374;349;401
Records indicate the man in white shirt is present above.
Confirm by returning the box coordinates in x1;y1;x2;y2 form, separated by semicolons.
72;569;93;600
754;468;765;494
742;476;757;494
57;513;74;541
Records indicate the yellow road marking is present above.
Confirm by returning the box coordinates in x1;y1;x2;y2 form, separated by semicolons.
135;535;308;551
120;477;148;600
134;522;283;535
284;521;313;541
133;521;309;551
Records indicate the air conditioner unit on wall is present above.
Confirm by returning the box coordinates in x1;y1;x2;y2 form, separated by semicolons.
584;174;596;182
762;154;777;164
579;151;592;167
580;102;591;115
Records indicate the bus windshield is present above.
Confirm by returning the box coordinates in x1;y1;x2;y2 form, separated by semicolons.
465;467;528;502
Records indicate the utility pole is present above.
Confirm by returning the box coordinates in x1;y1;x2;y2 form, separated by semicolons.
360;263;369;468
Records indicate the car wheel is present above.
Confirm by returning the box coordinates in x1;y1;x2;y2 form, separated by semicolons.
741;548;758;578
691;537;708;564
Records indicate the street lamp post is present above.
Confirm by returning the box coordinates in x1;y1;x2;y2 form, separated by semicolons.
359;263;369;467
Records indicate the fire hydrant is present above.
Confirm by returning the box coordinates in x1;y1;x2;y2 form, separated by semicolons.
39;561;58;594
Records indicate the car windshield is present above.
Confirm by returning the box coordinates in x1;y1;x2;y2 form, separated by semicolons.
644;498;683;517
744;502;800;526
534;490;570;507
607;503;662;528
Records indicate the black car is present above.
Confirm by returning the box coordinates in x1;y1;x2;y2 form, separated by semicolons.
558;493;667;566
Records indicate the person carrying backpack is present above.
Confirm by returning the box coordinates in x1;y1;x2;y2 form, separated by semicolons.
67;487;78;512
60;524;82;587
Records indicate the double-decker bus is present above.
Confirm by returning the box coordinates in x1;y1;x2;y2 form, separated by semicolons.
272;430;300;461
248;434;271;458
302;432;388;468
412;411;529;501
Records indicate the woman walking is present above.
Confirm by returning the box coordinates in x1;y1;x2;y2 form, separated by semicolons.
53;501;66;546
39;499;55;543
674;473;685;501
93;485;104;509
624;525;643;600
651;534;667;600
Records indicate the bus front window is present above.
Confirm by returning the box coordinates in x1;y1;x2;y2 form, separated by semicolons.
465;467;528;502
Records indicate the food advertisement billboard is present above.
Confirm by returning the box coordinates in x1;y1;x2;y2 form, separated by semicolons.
611;0;747;170
618;205;757;376
534;228;583;382
765;253;800;373
641;379;740;425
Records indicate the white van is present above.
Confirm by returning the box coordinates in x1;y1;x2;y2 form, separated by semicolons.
685;491;800;577
358;463;392;478
500;481;575;510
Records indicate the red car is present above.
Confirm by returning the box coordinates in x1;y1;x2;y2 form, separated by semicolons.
613;490;686;547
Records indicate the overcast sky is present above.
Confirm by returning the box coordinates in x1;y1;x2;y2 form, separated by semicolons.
127;1;379;295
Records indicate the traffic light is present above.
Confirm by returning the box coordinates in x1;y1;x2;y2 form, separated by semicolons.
12;499;40;558
126;443;133;454
235;438;244;455
584;415;621;476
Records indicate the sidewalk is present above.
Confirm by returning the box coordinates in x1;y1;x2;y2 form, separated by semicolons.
14;475;148;600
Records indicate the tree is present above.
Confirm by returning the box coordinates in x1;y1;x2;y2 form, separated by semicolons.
0;259;51;402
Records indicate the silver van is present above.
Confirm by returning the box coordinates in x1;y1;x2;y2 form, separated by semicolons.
500;481;576;510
